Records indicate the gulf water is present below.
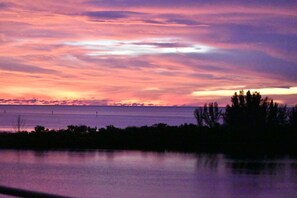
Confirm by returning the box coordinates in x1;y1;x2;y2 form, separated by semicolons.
0;105;197;131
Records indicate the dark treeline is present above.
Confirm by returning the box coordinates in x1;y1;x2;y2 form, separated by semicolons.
0;90;297;155
194;90;297;128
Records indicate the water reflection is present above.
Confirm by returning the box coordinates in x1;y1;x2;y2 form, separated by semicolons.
193;153;296;176
0;150;297;198
226;161;285;175
290;163;297;175
223;154;296;175
195;154;220;169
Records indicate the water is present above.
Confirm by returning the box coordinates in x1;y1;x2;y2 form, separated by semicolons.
0;105;197;131
0;150;296;198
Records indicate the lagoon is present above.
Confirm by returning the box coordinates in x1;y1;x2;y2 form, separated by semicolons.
0;150;296;198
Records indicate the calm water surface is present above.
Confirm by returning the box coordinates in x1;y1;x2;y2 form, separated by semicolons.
0;150;296;198
0;105;196;131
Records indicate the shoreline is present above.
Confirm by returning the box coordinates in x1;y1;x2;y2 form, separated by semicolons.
1;124;297;156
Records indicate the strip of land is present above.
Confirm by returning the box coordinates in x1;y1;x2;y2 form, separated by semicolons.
0;124;297;156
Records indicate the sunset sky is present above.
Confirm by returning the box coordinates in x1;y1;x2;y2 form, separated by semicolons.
0;0;297;106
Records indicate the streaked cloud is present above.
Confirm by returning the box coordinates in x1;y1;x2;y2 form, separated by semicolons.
0;0;296;106
0;58;57;74
83;11;142;20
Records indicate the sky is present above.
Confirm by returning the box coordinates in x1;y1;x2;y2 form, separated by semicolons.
0;0;297;106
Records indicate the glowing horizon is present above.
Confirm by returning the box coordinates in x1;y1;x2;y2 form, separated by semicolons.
0;0;297;106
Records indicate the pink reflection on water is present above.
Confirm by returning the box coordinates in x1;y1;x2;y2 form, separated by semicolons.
0;150;296;198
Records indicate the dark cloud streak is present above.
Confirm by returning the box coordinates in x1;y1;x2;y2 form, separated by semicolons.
0;2;12;9
83;11;143;19
0;58;57;74
86;0;297;8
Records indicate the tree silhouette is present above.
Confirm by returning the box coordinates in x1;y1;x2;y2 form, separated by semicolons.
224;90;270;127
194;102;221;128
224;90;291;128
289;105;297;127
194;107;203;127
267;101;288;126
34;125;46;133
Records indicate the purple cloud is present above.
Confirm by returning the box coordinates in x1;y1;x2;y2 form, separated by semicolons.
0;58;57;74
83;11;142;19
86;0;297;8
0;2;11;9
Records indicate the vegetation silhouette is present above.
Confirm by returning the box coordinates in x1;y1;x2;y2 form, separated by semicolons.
194;102;221;128
223;90;291;129
0;90;296;155
289;105;297;128
224;90;267;127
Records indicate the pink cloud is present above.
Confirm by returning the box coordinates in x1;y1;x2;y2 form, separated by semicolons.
0;1;296;106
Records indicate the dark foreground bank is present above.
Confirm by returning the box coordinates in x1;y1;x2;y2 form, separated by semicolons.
0;123;297;155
